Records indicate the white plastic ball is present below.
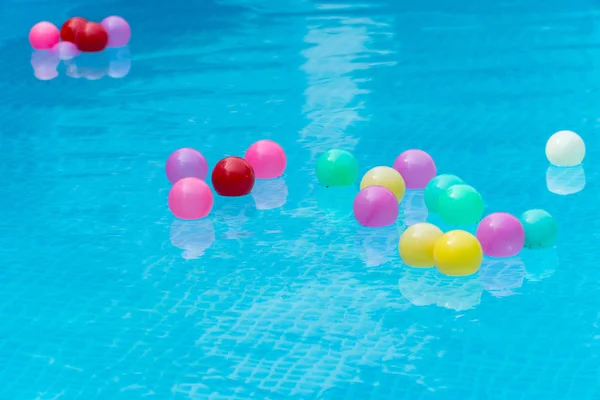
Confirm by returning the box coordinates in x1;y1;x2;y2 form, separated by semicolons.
545;130;585;167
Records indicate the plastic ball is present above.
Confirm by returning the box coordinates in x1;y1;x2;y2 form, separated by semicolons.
60;17;87;43
433;230;483;276
353;186;398;228
438;184;484;226
393;149;436;190
244;140;286;179
399;222;444;267
166;148;208;184
101;16;131;48
316;149;358;187
545;130;585;167
212;156;255;197
519;209;557;249
424;174;463;213
360;166;406;202
168;178;214;220
476;212;525;258
50;41;80;60
29;22;60;50
75;22;109;52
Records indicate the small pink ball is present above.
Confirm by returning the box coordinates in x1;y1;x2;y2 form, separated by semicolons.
353;186;399;228
393;149;436;190
168;178;214;220
166;148;208;184
29;22;60;50
244;140;287;179
476;212;525;258
101;16;131;48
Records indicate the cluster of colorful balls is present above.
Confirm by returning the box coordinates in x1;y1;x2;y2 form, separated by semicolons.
399;209;557;277
29;16;130;57
316;148;436;228
167;140;287;220
315;147;559;277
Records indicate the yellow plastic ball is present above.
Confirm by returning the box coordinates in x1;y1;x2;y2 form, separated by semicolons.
433;230;483;277
360;166;406;202
399;223;444;268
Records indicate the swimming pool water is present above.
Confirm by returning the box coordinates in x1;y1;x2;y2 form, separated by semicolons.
1;0;600;398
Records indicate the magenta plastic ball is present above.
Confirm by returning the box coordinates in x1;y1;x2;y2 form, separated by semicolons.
168;178;214;220
476;212;525;258
393;149;436;190
29;22;60;50
244;140;286;179
101;16;131;48
353;186;399;228
166;148;208;184
50;41;80;60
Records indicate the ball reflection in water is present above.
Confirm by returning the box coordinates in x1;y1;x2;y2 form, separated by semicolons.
169;219;215;260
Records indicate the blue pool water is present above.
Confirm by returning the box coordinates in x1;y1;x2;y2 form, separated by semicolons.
1;0;600;398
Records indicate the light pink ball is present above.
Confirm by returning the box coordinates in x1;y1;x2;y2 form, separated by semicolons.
393;149;436;190
168;178;214;220
101;16;131;48
476;212;525;258
29;22;60;50
50;41;80;60
244;140;286;179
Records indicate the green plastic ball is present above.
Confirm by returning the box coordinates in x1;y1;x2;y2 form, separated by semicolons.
519;209;557;249
316;149;358;187
424;174;464;213
438;184;484;226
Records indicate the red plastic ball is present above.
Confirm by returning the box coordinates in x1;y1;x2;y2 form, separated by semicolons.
74;22;108;52
211;156;255;197
60;17;87;43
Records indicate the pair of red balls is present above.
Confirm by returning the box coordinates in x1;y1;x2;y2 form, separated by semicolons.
212;156;255;197
61;17;108;52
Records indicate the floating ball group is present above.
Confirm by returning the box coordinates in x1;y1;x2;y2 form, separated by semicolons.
30;15;130;54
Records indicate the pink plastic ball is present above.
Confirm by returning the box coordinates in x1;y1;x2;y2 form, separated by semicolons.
29;22;60;50
101;16;131;48
244;140;286;179
50;41;80;60
166;148;208;184
168;178;214;220
353;186;399;228
393;149;437;190
476;212;525;258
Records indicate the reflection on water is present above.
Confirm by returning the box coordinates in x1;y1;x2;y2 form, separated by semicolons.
401;190;428;225
299;14;394;157
521;248;559;282
315;185;356;223
546;165;586;195
31;51;59;81
355;225;398;267
479;257;526;298
399;267;483;311
251;179;288;210
32;48;131;80
169;219;215;259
